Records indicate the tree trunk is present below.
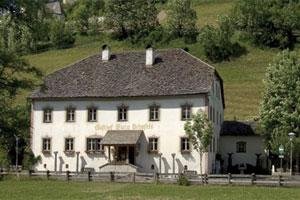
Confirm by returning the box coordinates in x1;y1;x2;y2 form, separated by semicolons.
200;152;203;183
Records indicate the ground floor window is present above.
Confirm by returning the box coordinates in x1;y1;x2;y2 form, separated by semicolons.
42;138;51;152
181;137;190;152
65;138;74;152
86;138;103;152
236;141;246;153
148;137;158;153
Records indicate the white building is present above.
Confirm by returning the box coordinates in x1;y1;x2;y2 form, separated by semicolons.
220;121;266;174
29;47;225;174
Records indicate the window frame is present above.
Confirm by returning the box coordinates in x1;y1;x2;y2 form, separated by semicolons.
42;138;51;153
181;104;192;121
117;105;128;122
66;107;76;122
86;137;104;153
148;137;159;153
149;104;160;121
236;141;247;153
87;107;97;122
43;108;53;123
180;137;190;153
65;137;75;152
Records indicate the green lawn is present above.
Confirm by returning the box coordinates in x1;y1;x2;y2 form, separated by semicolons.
0;179;299;200
21;0;300;120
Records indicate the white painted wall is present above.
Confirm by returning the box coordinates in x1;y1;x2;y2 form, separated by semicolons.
219;136;265;170
31;94;223;174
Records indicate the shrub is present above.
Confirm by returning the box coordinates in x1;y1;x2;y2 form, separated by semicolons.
22;149;41;170
232;0;300;49
49;19;76;49
177;174;190;186
199;16;246;62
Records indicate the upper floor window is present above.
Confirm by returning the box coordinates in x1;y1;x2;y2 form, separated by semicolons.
236;141;246;153
65;138;74;152
42;138;51;152
181;137;190;152
181;104;192;120
149;105;160;121
66;107;75;122
86;138;103;152
88;107;97;122
118;105;128;121
43;108;52;123
148;137;158;153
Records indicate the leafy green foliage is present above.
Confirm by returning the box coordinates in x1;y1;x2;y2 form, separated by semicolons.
199;16;245;62
259;50;300;154
105;0;159;40
177;174;190;186
232;0;300;48
49;19;76;49
22;148;41;170
0;147;9;170
166;0;198;43
184;111;213;174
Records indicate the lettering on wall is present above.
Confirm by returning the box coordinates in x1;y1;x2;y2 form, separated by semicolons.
95;123;154;131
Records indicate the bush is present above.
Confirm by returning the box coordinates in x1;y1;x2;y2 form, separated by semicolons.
177;174;190;186
199;16;246;62
49;20;76;49
22;149;41;170
232;0;300;49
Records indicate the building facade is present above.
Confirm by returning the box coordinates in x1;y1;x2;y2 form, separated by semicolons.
30;47;225;174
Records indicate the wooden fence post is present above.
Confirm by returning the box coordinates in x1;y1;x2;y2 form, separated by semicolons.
228;173;232;184
251;173;256;185
28;170;32;177
66;170;70;181
204;174;208;184
132;172;136;183
88;171;92;182
46;170;50;180
0;170;3;181
110;172;114;182
278;175;283;186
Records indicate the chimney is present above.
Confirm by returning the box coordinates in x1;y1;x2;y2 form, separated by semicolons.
102;44;110;61
145;45;154;66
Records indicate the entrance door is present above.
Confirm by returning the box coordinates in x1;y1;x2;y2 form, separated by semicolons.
128;146;135;165
117;146;127;162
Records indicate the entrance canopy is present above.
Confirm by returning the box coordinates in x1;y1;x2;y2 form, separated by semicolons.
101;130;143;145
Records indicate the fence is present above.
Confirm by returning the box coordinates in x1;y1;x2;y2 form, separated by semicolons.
1;171;300;187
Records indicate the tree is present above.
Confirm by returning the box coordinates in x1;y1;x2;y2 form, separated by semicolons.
232;0;300;48
259;50;300;155
184;111;213;176
0;49;41;166
166;0;198;43
49;19;76;49
199;16;245;62
105;0;158;39
67;0;105;34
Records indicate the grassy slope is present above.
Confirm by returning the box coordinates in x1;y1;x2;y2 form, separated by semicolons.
0;179;300;200
23;0;300;120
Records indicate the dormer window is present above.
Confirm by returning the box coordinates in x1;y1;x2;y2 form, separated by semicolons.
66;107;75;122
118;105;128;121
43;108;52;123
88;107;97;122
181;104;192;120
149;104;160;121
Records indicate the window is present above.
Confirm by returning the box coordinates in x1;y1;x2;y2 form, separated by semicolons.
43;108;52;123
181;138;190;152
65;138;74;152
118;105;128;121
149;105;160;121
88;107;97;122
66;107;75;122
209;106;213;121
148;137;158;152
86;138;103;152
181;104;192;120
236;141;246;153
42;138;51;152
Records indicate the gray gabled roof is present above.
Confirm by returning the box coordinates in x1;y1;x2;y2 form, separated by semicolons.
101;130;143;145
220;121;259;136
30;49;224;107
